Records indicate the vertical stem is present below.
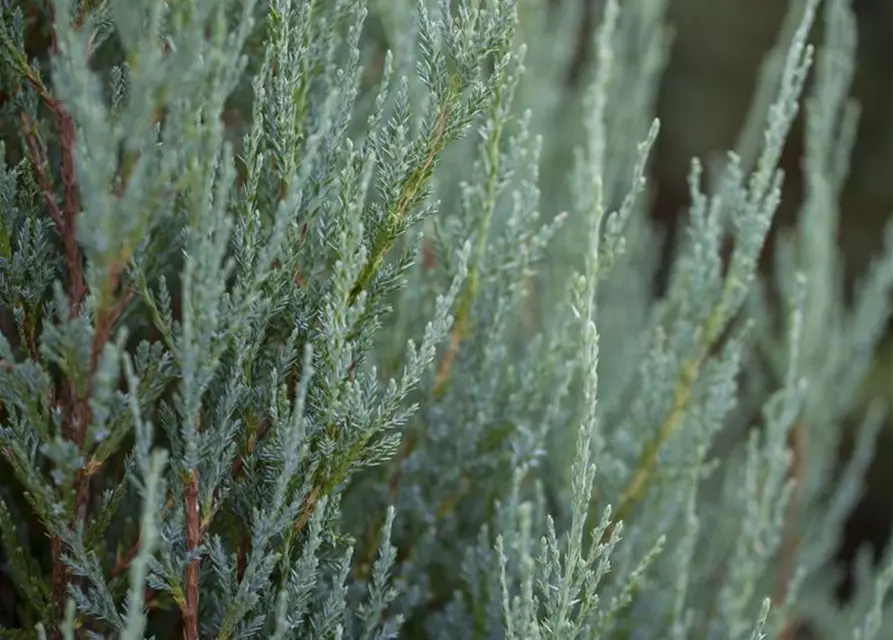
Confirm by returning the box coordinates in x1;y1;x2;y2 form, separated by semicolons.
183;471;201;640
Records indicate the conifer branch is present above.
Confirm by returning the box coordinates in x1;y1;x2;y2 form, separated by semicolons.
348;78;460;306
182;470;201;640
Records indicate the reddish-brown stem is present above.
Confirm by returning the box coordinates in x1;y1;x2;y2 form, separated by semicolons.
775;423;808;638
433;321;465;396
109;495;172;604
110;540;161;614
387;436;414;505
14;14;140;637
230;420;271;479
236;534;249;583
110;537;142;579
183;471;201;640
19;74;85;316
232;420;267;583
292;486;320;536
72;0;103;31
421;237;437;272
21;87;88;640
49;537;67;632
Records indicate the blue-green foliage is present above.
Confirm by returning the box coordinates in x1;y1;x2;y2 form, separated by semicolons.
0;0;892;638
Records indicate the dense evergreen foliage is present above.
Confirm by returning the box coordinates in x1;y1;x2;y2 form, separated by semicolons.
1;0;892;637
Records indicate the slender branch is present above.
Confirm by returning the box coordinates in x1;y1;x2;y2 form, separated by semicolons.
13;9;142;630
602;304;727;542
19;111;84;313
19;69;92;638
292;486;320;536
775;422;808;639
347;81;458;306
182;471;201;640
611;352;705;529
110;537;142;580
